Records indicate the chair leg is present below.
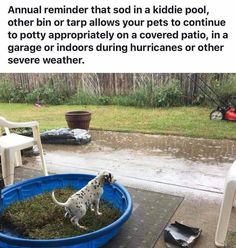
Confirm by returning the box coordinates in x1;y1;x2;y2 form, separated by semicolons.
15;150;22;167
37;142;48;176
1;148;15;186
215;182;236;247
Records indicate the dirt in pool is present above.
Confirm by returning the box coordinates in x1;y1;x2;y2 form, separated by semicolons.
0;188;121;239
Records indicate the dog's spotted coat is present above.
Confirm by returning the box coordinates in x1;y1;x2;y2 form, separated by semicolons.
52;171;115;229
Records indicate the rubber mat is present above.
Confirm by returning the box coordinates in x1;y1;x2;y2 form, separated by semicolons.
105;187;183;248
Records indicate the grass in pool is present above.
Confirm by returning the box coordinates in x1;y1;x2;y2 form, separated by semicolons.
0;188;121;239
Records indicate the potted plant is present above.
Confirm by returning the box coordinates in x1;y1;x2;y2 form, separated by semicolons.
65;111;91;130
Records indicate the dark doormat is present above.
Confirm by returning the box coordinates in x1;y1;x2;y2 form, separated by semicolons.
104;187;183;248
11;168;183;248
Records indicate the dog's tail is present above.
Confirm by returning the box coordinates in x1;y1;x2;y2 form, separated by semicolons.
51;191;67;207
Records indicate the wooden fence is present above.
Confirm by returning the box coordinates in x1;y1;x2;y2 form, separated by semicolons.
0;73;232;101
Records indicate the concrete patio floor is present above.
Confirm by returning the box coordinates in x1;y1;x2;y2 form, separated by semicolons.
22;130;236;248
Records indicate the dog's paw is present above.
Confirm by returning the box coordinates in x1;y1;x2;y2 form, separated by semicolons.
78;225;88;230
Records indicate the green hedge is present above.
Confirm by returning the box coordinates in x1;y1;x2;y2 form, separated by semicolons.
1;77;235;108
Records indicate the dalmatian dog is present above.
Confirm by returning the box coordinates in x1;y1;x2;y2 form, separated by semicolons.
51;171;116;229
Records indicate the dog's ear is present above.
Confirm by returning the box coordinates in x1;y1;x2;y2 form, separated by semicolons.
104;173;113;183
104;175;108;180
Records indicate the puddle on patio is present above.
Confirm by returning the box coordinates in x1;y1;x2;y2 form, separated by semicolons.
45;131;236;164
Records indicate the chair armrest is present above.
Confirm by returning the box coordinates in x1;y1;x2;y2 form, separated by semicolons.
0;117;38;128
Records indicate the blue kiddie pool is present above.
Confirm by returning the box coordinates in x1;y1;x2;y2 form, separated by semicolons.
0;174;133;248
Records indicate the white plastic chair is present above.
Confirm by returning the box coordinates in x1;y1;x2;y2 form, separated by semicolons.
215;160;236;247
0;117;48;186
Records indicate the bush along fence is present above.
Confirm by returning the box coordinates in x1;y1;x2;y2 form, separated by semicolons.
0;73;235;107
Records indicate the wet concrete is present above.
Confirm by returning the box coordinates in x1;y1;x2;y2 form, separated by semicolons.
25;131;236;198
46;131;236;164
22;130;236;247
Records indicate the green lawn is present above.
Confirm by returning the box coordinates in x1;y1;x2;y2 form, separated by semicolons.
0;103;235;139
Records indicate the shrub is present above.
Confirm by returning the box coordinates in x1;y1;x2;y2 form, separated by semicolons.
0;81;29;103
112;95;133;106
130;83;153;107
211;75;236;105
112;80;183;107
0;81;14;102
11;85;29;103
98;96;111;105
68;90;99;105
154;80;183;107
0;78;184;107
112;83;153;107
25;83;71;105
69;91;113;106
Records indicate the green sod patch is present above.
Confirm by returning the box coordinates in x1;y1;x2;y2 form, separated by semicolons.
0;188;121;239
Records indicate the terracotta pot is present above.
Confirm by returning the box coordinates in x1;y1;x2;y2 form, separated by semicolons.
65;111;91;130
